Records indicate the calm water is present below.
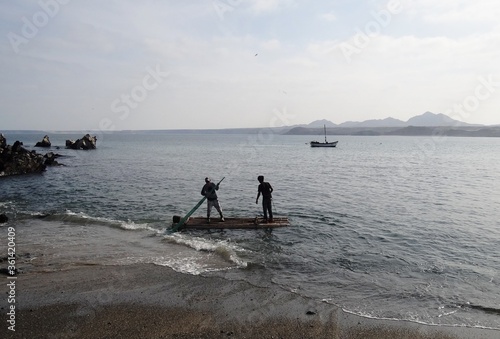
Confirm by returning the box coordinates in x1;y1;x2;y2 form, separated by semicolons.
1;131;500;329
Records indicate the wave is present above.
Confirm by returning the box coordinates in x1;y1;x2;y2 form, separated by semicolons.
163;233;249;268
463;303;500;315
0;201;12;208
323;297;500;330
335;304;498;330
14;208;160;233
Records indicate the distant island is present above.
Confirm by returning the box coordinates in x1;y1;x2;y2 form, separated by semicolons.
305;111;480;128
284;125;500;137
285;111;500;137
131;111;500;137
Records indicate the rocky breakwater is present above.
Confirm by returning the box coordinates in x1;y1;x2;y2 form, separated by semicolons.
0;134;61;177
66;134;97;150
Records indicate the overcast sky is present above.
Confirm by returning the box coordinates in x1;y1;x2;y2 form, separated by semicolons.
1;0;500;131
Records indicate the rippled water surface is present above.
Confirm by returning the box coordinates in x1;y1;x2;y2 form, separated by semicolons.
1;132;499;329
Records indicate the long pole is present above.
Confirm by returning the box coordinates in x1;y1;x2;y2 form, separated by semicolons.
170;177;225;232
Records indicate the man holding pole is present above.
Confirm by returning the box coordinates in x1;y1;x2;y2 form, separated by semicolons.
256;175;273;223
201;177;225;223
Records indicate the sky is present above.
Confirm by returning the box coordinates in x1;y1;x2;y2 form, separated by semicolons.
1;0;500;131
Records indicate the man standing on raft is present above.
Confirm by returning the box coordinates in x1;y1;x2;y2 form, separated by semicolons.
201;177;225;223
256;175;273;223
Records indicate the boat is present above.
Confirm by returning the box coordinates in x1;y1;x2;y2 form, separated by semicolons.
310;125;338;147
171;216;290;230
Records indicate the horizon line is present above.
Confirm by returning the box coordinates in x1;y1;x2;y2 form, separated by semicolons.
3;124;500;133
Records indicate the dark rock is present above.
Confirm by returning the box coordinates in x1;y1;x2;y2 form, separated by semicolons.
35;135;51;147
0;134;6;149
12;140;24;152
0;213;8;223
44;152;62;166
66;134;97;150
0;136;46;176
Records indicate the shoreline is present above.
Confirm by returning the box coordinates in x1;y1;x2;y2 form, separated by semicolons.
2;264;499;338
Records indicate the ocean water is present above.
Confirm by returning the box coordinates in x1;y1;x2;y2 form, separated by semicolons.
1;131;500;330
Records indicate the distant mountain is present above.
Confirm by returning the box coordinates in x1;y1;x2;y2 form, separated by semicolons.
325;112;477;128
406;111;474;126
339;117;406;128
284;125;500;137
307;119;337;127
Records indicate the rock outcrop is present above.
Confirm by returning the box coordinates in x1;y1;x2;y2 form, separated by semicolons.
0;135;65;176
35;135;51;147
43;152;62;166
0;135;46;176
66;134;97;150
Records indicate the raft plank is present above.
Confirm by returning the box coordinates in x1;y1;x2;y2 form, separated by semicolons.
180;216;289;230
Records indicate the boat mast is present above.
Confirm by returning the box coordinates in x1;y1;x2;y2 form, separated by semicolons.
324;124;327;143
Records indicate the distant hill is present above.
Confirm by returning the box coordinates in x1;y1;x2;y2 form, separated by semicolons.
406;111;475;126
306;112;479;128
307;119;337;127
282;112;497;137
339;117;406;128
284;125;500;137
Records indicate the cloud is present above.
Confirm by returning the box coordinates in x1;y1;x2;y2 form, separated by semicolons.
320;12;337;22
404;0;500;24
1;0;500;129
247;0;296;13
260;39;281;51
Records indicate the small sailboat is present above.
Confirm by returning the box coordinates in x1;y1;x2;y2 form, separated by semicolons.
310;125;338;147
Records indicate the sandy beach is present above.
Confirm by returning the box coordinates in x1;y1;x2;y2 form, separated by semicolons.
0;264;497;339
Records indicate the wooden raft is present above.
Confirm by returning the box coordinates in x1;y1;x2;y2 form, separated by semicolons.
177;216;290;230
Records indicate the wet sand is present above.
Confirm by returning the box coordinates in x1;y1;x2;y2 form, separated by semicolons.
2;264;499;338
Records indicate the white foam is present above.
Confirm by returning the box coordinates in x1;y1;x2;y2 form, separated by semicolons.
163;233;249;268
63;210;157;232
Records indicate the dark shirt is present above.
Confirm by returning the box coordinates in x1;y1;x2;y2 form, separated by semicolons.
258;182;273;199
201;182;218;201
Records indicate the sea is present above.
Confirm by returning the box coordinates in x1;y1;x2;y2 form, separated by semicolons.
1;130;499;330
